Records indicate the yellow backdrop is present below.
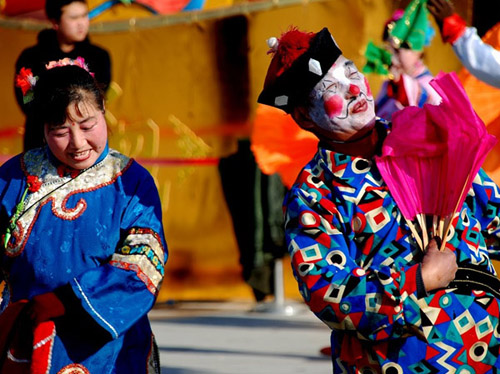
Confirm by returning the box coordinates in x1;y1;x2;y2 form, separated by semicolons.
0;0;463;302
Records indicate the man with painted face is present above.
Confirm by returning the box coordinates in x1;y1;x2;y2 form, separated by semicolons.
259;27;500;372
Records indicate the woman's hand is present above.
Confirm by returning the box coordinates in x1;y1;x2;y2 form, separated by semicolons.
421;237;458;292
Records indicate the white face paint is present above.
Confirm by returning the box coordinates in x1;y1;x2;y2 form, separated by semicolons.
307;55;376;142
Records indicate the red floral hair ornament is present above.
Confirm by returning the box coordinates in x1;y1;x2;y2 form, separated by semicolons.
15;67;38;104
15;57;94;105
2;175;42;249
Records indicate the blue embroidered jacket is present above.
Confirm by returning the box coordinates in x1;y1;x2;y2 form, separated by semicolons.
0;146;167;374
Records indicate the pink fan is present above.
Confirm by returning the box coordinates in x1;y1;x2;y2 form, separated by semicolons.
375;72;496;250
375;106;447;249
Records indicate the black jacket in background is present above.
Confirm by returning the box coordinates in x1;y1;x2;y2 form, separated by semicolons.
14;29;111;151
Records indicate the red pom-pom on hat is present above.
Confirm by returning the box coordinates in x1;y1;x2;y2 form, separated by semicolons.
258;27;342;113
263;28;315;89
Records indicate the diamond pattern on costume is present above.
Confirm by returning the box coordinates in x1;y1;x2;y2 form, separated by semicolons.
408;360;439;374
284;126;500;372
300;244;322;261
365;293;382;313
324;283;344;303
475;316;493;339
454;309;475;334
365;206;390;232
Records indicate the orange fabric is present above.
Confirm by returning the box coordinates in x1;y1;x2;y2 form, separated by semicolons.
458;22;500;184
250;104;318;188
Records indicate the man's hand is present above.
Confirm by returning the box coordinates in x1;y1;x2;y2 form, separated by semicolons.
421;237;457;292
427;0;455;29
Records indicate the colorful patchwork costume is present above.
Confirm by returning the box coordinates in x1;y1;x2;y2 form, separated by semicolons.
0;145;167;373
285;120;500;373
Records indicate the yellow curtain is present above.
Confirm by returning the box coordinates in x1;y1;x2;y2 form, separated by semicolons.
0;0;462;301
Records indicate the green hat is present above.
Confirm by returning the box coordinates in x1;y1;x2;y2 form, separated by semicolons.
362;41;392;76
389;0;431;51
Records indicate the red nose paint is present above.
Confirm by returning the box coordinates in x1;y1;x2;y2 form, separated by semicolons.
349;84;360;96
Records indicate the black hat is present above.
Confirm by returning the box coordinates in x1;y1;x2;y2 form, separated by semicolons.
257;27;342;113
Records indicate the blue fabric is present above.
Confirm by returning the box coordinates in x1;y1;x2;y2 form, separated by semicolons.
0;146;167;374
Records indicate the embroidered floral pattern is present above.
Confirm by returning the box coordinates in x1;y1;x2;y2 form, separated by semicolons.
4;148;132;257
111;227;166;295
57;363;90;374
2;174;43;249
26;175;42;192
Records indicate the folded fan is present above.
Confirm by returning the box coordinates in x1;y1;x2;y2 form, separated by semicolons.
375;72;496;250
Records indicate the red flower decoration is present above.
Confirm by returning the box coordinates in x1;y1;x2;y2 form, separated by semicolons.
15;67;35;95
27;175;42;193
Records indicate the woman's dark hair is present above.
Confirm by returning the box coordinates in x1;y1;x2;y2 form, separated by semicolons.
33;65;104;127
45;0;87;21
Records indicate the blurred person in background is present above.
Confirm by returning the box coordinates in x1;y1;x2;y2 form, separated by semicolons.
218;141;287;302
14;0;111;151
373;7;441;121
427;0;500;89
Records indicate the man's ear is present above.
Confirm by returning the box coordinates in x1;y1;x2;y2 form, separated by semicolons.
50;19;59;31
292;106;315;130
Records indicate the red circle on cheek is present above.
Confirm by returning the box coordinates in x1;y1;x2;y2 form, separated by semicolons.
364;77;372;97
324;95;343;117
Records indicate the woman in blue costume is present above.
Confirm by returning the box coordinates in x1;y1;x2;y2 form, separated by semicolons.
0;58;167;374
